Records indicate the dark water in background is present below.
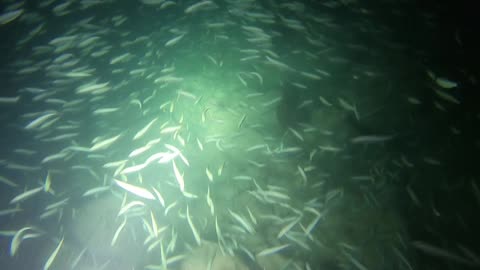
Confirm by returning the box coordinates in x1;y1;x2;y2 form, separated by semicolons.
1;0;479;270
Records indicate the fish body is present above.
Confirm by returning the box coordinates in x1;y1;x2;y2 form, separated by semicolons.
114;179;155;200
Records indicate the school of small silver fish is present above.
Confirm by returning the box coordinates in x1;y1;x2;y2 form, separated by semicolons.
1;0;479;270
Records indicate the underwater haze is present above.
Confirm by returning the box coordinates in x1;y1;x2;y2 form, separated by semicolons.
0;0;479;270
